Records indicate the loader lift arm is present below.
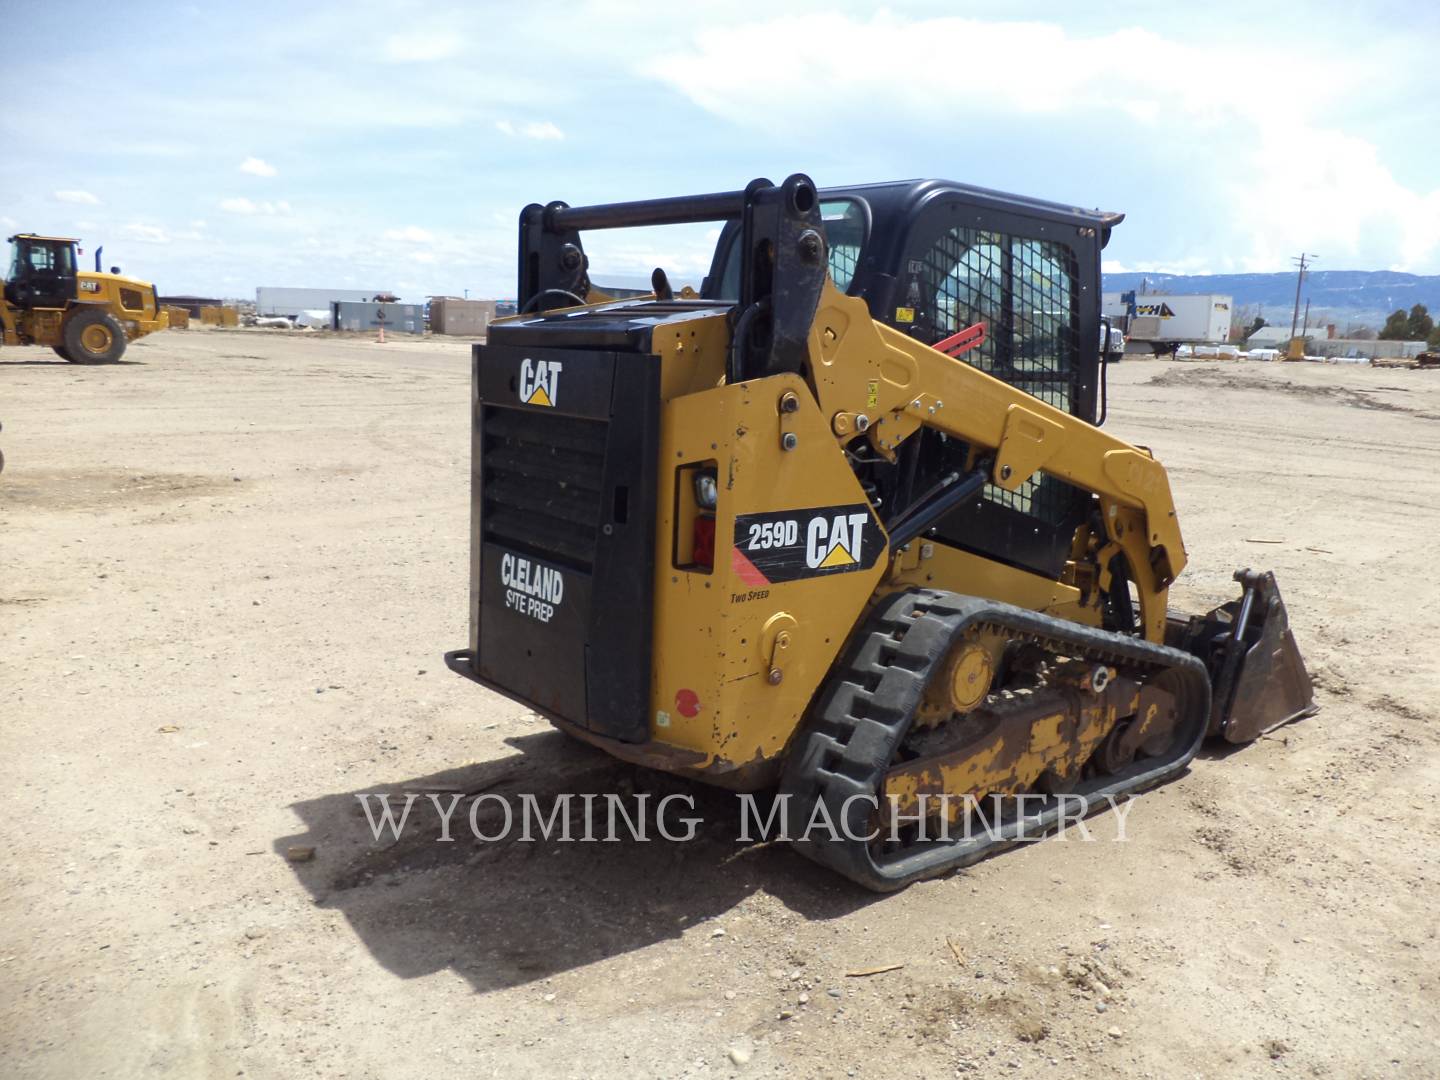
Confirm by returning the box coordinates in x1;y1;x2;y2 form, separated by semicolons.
805;281;1186;643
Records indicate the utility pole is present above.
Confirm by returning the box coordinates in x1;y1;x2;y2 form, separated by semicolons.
1289;253;1316;340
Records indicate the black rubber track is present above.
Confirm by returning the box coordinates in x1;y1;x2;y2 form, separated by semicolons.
779;588;1212;891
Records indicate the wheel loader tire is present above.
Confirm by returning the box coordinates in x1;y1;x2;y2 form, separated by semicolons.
52;345;74;362
62;308;127;363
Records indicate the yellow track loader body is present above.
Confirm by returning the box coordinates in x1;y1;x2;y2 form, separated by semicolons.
446;175;1315;890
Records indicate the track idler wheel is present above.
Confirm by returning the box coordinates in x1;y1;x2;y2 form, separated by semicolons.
1036;767;1079;796
1093;720;1137;775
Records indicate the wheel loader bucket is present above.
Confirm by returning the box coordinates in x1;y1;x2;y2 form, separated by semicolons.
1167;569;1317;743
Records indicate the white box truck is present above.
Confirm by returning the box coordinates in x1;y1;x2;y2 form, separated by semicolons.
1102;292;1232;355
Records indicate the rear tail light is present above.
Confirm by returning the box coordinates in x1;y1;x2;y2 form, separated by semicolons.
692;515;715;571
674;462;718;573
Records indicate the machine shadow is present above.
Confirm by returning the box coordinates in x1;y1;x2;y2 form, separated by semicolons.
277;729;879;993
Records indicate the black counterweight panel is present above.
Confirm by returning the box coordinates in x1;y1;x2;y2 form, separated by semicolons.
478;541;591;721
473;341;658;742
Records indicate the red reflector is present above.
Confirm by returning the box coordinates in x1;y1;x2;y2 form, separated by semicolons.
693;515;715;569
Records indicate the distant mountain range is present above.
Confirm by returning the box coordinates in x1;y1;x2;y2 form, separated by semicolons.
1103;270;1440;327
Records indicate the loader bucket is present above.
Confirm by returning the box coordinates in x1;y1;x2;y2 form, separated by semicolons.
1166;569;1317;743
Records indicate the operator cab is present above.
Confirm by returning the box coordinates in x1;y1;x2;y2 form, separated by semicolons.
5;234;79;310
703;180;1119;426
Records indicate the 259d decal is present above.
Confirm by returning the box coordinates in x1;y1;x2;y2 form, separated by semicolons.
731;504;887;585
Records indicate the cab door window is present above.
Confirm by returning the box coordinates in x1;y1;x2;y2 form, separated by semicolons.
901;205;1089;563
906;221;1079;414
8;239;77;307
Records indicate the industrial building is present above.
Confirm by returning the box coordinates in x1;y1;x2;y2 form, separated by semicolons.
257;286;392;317
159;295;226;318
1246;324;1427;359
1244;325;1298;349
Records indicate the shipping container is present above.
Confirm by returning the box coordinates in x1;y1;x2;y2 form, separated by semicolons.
330;301;424;334
159;295;223;318
429;297;496;336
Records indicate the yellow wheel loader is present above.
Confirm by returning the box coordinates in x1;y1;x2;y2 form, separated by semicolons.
2;234;168;363
445;175;1315;891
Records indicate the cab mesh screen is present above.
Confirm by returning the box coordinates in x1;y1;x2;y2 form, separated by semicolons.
828;243;860;292
921;228;1084;524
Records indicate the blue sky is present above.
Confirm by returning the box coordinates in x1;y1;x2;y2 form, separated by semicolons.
4;1;1438;300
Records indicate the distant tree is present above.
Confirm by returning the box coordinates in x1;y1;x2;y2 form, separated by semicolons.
1380;309;1409;339
1230;305;1254;342
1428;324;1440;350
1405;303;1434;342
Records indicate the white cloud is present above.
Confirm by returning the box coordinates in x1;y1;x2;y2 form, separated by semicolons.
645;17;1326;129
582;221;721;283
219;197;292;215
1227;122;1440;274
0;215;17;229
646;13;1440;273
121;223;170;245
384;225;434;243
239;156;278;177
54;189;99;205
384;33;461;63
496;119;565;140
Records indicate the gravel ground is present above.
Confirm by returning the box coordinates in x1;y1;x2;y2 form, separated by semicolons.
2;329;1438;1079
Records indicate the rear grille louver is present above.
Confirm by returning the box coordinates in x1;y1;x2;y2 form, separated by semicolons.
480;408;608;571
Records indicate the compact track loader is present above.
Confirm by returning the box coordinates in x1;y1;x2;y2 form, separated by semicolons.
2;233;167;362
446;175;1315;890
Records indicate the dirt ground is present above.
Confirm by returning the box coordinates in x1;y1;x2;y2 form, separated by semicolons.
3;329;1438;1080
